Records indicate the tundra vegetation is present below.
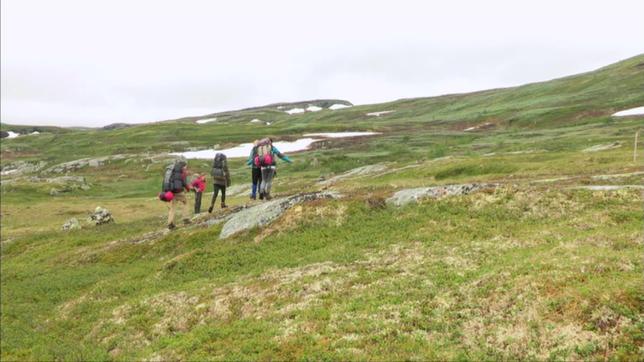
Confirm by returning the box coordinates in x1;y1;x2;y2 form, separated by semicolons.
1;55;643;360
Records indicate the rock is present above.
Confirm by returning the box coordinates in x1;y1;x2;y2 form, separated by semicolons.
46;176;90;194
89;206;114;225
582;142;622;153
320;164;388;185
386;183;495;207
62;218;81;231
49;188;60;196
219;191;341;239
45;154;130;173
0;161;48;177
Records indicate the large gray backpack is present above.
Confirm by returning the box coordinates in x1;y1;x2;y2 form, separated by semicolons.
211;153;227;180
162;161;186;192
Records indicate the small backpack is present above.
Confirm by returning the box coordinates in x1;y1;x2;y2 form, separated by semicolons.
211;153;227;179
254;138;273;167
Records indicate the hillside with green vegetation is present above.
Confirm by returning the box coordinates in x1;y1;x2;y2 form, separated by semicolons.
1;55;643;361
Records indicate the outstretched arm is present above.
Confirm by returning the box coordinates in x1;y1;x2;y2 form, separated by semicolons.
272;146;292;163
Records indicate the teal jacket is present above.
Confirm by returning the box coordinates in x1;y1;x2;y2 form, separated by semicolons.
247;145;292;167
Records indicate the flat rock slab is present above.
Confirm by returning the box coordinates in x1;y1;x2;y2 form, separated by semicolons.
582;142;621;153
386;183;495;207
219;191;341;239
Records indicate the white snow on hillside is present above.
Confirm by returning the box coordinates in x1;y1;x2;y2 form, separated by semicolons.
196;117;217;124
306;105;322;112
6;131;20;139
612;106;644;117
366;110;395;117
329;104;351;110
250;119;263;123
285;108;305;115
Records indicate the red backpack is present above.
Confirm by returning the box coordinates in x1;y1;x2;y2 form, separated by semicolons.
254;138;273;167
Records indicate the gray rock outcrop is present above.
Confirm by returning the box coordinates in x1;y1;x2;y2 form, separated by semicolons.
89;206;114;225
45;155;129;173
62;218;81;231
386;183;495;207
219;191;341;239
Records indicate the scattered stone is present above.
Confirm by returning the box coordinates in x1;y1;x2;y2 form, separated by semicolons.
45;155;129;173
386;183;496;207
62;218;81;231
219;191;341;239
582;142;622;153
89;207;114;225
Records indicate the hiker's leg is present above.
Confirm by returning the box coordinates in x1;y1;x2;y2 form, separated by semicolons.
251;168;261;197
210;183;219;207
264;167;275;196
260;167;270;195
176;193;189;222
194;191;202;214
168;198;176;225
221;186;227;207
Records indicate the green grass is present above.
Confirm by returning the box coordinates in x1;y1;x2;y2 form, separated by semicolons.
1;54;644;360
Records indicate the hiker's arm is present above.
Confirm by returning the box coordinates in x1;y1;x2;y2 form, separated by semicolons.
273;146;293;163
246;148;255;166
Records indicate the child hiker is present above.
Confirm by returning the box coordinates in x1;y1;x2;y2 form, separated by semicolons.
190;174;206;214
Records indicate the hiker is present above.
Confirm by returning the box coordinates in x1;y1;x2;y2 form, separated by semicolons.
249;138;292;200
163;160;191;230
247;139;263;200
190;174;206;214
208;153;231;212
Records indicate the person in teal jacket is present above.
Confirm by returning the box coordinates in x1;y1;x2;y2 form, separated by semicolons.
247;139;292;200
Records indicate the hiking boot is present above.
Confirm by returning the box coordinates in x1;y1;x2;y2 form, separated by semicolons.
221;203;228;209
250;194;256;200
208;206;213;213
167;223;176;230
182;218;191;225
265;194;272;200
259;193;264;200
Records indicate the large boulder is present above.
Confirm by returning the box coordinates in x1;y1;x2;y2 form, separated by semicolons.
89;206;114;225
386;183;495;207
219;191;341;239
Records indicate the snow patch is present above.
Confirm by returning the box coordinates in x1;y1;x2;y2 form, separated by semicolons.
612;106;644;117
329;104;351;110
196;117;217;124
285;108;305;115
250;119;263;123
171;131;380;160
6;131;20;139
306;105;322;112
366;110;395;117
30;131;40;135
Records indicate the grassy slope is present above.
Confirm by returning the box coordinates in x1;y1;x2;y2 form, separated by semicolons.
1;55;643;360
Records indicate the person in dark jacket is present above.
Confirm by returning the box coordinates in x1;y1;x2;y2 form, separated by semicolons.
167;161;191;229
247;139;262;200
190;174;206;214
208;153;231;212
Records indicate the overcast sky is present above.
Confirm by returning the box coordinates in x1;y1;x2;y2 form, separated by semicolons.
2;0;643;127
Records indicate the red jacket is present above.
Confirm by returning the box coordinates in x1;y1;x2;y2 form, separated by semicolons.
190;176;206;193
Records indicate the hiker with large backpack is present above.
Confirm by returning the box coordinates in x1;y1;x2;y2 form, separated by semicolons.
246;139;263;200
208;153;231;213
162;160;191;230
249;138;292;200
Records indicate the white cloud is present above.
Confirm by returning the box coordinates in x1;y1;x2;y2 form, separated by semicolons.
1;0;644;126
